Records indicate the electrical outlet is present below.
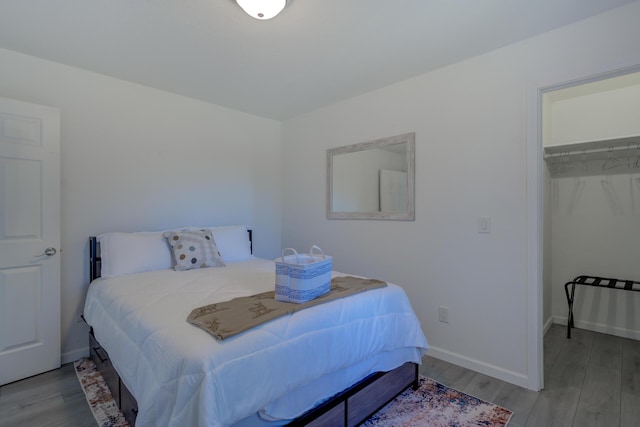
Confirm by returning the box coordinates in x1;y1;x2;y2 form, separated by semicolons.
438;306;449;323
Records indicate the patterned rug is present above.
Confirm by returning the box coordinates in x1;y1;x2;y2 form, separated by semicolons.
362;376;513;427
75;358;512;427
74;358;130;427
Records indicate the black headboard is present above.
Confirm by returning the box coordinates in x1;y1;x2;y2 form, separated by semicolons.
89;229;253;282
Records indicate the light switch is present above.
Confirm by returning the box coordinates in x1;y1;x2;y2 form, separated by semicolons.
438;306;449;323
478;216;491;233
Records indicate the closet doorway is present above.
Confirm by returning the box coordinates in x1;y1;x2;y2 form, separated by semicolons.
541;70;640;356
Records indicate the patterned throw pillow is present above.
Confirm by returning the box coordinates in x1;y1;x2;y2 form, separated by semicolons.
163;229;225;271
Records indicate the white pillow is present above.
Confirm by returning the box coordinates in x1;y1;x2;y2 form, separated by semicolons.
209;225;253;262
97;231;173;278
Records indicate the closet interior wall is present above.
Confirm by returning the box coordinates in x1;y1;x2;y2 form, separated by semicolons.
544;74;640;340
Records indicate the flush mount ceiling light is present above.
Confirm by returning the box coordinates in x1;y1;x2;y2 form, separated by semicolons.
236;0;286;20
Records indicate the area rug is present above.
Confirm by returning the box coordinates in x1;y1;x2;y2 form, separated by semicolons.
362;376;513;427
75;358;512;427
74;358;130;427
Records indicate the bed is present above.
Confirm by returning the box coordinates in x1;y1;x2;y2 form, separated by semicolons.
83;226;428;427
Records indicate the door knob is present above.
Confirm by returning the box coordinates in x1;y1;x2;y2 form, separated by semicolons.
34;247;57;257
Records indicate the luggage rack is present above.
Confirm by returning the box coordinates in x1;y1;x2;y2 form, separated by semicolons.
565;275;640;338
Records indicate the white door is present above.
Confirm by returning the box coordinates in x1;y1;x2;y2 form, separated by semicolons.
0;97;60;385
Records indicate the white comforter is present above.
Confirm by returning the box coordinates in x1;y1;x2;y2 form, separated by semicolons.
83;258;428;427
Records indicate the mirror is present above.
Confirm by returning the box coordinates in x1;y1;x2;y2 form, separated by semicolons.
327;133;415;220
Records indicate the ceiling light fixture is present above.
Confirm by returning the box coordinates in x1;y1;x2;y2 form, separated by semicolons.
236;0;286;20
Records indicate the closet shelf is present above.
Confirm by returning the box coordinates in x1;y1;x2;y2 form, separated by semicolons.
544;134;640;160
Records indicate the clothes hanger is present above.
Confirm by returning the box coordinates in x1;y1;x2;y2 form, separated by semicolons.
567;178;585;214
555;152;575;174
602;147;622;170
578;150;588;173
548;155;562;175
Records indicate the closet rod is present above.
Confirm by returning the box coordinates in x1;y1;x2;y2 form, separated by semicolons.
544;143;637;160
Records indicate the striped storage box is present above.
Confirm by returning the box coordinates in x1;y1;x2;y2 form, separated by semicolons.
275;246;332;303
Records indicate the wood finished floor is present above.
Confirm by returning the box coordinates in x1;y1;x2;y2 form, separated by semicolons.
1;324;639;426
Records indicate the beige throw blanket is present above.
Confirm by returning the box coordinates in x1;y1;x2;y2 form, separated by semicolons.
187;276;387;340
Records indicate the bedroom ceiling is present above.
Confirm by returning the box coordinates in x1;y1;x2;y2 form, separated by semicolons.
0;0;635;120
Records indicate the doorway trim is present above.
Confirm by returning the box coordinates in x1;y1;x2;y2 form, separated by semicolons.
526;64;640;391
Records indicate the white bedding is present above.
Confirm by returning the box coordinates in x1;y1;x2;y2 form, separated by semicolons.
83;258;428;427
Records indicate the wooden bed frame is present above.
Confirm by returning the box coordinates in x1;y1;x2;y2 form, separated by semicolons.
87;233;419;426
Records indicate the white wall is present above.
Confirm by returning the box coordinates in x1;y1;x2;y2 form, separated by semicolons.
546;79;640;339
282;2;640;388
0;47;283;362
543;166;553;332
543;95;554;333
549;82;640;145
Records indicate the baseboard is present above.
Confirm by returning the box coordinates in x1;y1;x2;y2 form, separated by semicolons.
426;346;530;390
543;316;554;335
552;315;640;340
61;346;89;365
